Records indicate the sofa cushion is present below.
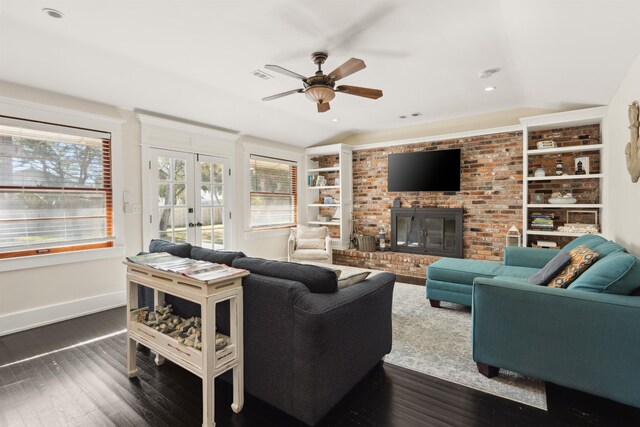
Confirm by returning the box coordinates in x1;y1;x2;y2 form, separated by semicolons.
190;246;246;266
338;271;371;289
548;245;599;288
564;234;607;252
149;239;192;258
568;252;640;295
232;257;338;293
291;249;331;261
296;225;327;240
427;259;539;285
527;250;571;286
296;238;326;249
591;240;626;259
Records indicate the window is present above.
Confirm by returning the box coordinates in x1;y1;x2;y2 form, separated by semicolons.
249;154;297;229
0;117;113;258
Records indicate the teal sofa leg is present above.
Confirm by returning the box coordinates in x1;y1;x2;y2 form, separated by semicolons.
477;363;500;378
429;299;441;308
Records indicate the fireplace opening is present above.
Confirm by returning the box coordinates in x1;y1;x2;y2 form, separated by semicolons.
391;208;463;258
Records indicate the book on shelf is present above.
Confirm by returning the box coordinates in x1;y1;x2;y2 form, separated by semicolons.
127;252;246;282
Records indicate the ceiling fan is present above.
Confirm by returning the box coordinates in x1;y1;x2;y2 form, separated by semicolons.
262;52;383;113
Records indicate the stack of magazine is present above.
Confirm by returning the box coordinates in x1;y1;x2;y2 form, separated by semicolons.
127;252;246;282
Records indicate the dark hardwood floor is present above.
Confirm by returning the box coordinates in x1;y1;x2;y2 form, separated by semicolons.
1;307;639;427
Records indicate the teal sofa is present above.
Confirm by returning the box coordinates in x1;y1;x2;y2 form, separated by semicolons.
426;234;615;307
431;234;640;408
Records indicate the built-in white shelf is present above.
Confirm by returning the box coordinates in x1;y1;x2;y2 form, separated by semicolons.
307;185;340;190
307;203;340;207
307;167;340;173
527;144;603;155
527;204;603;208
527;173;603;181
308;221;341;226
527;230;603;237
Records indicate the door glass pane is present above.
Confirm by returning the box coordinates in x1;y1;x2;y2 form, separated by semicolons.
173;208;188;243
158;183;170;206
201;163;212;183
158;157;170;180
213;185;223;206
200;207;213;249
158;208;172;242
174;184;186;205
174;159;185;182
200;184;212;206
213;163;223;183
213;207;224;249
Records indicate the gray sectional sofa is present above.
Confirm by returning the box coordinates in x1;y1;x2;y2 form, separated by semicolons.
138;240;396;425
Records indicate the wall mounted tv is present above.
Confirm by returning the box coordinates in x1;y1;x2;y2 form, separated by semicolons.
388;149;461;192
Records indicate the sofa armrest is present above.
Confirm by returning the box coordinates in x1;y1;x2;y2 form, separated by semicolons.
291;272;396;423
472;278;640;408
503;246;560;268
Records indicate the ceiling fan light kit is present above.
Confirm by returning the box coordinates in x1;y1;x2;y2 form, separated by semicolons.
262;51;383;113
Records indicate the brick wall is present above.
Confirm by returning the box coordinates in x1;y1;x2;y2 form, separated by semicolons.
350;131;524;263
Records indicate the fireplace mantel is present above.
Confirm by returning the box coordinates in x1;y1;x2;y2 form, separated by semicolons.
391;208;463;258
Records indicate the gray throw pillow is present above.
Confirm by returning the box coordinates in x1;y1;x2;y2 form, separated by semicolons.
527;249;571;286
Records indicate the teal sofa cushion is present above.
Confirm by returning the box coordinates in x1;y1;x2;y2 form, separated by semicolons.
428;258;538;286
568;252;640;295
564;234;607;252
591;240;626;259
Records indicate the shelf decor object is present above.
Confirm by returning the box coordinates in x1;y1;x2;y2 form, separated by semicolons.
505;225;521;247
625;100;639;183
574;156;589;175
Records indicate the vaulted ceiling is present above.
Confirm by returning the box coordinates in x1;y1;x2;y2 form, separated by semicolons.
1;1;639;147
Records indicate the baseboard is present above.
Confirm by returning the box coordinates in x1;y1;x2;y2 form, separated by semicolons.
0;290;126;336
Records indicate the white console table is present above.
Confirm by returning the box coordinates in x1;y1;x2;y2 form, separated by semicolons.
125;261;248;427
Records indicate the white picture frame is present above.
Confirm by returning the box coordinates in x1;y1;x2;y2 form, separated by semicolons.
574;156;590;175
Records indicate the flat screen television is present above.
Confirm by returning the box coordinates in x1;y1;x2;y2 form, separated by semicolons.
388;149;461;192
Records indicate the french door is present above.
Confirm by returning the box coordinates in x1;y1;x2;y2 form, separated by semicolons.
148;148;230;249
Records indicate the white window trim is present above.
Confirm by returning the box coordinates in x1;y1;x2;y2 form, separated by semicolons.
243;143;303;238
0;97;125;271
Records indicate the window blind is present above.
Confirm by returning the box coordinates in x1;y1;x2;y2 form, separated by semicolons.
249;154;297;229
0;117;113;256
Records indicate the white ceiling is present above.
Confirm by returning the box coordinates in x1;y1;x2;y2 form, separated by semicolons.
1;1;639;147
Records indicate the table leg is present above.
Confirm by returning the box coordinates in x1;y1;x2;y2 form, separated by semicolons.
231;363;244;413
128;336;138;378
203;372;215;427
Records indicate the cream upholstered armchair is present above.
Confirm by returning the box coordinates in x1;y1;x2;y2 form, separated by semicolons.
287;225;332;264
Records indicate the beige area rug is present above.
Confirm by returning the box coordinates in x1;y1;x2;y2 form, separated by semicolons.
386;282;548;410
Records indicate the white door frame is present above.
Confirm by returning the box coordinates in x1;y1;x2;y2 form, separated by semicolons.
142;147;234;250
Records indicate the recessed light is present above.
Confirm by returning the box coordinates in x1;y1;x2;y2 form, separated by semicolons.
331;118;339;122
42;8;64;19
484;86;496;92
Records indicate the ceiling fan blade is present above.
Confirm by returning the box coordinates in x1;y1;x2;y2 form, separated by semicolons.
265;64;307;80
262;89;304;101
328;58;366;81
317;102;330;113
336;85;383;99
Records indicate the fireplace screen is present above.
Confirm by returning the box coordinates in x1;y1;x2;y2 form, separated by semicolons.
391;208;463;257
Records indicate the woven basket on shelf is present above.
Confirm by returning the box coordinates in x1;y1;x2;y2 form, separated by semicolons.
356;235;377;252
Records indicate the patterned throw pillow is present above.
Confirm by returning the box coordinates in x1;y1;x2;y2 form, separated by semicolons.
548;245;599;288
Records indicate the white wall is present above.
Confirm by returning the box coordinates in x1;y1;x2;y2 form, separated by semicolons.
0;81;300;334
606;53;640;256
